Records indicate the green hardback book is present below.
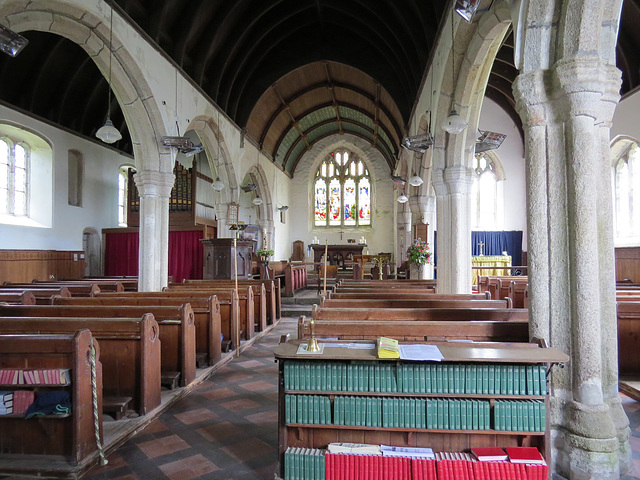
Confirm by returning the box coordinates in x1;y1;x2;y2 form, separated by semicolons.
460;399;468;430
471;399;478;430
436;399;444;429
481;364;489;394
443;399;450;429
435;365;443;393
488;364;495;395
507;365;514;396
425;365;432;393
442;364;449;394
524;400;531;431
426;399;433;429
334;396;342;425
519;365;526;396
390;364;398;392
354;396;362;427
393;397;400;428
505;401;513;431
285;394;293;424
539;365;547;395
494;400;502;430
382;398;390;428
454;364;461;394
484;401;490;431
470;365;477;395
540;400;547;431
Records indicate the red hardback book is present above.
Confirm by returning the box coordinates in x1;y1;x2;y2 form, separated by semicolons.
471;447;509;462
506;447;546;464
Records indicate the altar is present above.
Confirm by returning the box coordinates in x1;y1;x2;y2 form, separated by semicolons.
472;255;512;285
311;244;366;269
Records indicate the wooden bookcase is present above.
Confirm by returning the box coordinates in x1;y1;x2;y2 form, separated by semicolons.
274;340;568;479
0;329;103;478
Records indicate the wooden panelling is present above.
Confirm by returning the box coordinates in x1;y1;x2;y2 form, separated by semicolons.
0;250;85;283
616;247;640;283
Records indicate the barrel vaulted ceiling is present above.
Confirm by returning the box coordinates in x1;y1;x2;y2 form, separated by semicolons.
0;0;639;176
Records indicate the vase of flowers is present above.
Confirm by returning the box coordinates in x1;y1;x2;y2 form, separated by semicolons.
406;238;431;279
256;248;274;264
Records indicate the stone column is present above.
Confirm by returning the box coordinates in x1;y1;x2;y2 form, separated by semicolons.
134;170;175;292
432;166;473;293
215;203;229;237
514;56;629;479
397;209;411;269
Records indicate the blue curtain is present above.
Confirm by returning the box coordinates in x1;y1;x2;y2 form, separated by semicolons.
433;230;523;267
471;231;523;266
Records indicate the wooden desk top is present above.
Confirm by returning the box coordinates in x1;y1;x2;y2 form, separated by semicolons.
274;340;569;364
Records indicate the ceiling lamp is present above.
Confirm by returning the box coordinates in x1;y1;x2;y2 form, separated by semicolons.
212;177;225;191
397;188;409;203
252;195;263;206
441;13;468;135
0;24;28;57
96;7;122;144
475;130;507;153
455;0;493;22
402;133;434;153
408;174;424;187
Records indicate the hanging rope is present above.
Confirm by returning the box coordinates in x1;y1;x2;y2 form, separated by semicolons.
89;338;108;466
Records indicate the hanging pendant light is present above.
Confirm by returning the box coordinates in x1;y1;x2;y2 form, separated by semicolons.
408;174;424;187
397;190;408;203
96;7;122;144
212;109;225;191
253;195;263;206
441;13;467;135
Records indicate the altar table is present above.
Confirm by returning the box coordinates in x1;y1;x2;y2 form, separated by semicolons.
472;255;512;285
311;244;366;269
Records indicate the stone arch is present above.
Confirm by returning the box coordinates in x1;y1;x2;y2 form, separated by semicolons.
0;0;171;173
610;134;639;163
187;115;239;205
434;2;513;171
247;161;273;226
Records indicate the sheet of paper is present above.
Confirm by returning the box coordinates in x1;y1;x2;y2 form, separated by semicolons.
398;344;444;361
320;342;376;349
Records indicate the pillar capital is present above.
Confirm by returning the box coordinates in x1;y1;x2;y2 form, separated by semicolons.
443;165;474;195
512;69;551;127
134;170;175;198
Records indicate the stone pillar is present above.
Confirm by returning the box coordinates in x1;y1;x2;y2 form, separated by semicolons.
134;170;175;292
432;166;473;293
422;195;436;279
513;56;629;479
215;203;229;237
397;209;411;268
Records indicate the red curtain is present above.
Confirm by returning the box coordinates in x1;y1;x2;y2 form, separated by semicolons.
104;232;139;276
168;230;204;282
104;230;204;282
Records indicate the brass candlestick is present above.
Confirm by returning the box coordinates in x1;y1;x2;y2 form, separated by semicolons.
306;319;320;352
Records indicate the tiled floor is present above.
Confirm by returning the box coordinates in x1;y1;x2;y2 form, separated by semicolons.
82;317;296;480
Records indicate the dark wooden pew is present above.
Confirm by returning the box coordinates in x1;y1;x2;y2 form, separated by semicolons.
32;279;127;293
618;301;640;376
164;285;255;341
0;304;195;388
320;297;513;309
97;290;241;353
0;287;71;304
298;317;530;343
508;281;529;308
497;277;529;301
184;278;280;322
53;294;222;367
4;282;101;297
169;282;266;332
283;263;308;296
0;290;36;305
0;330;103;476
312;305;528;322
327;291;440;300
336;279;438;287
0;314;161;416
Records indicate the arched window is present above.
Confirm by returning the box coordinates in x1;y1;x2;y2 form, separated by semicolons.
471;152;504;229
118;166;135;227
0;137;29;216
314;150;371;227
612;140;640;243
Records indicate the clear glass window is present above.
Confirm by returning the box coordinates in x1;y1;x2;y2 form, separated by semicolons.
613;141;640;242
0;138;30;217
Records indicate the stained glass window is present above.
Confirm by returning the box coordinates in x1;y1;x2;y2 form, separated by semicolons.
0;138;29;216
313;149;371;227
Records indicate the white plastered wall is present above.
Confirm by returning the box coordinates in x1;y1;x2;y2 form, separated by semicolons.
0;105;129;250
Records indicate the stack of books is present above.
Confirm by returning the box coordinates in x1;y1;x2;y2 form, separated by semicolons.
0;368;71;385
0;391;13;415
283;447;325;480
377;337;400;359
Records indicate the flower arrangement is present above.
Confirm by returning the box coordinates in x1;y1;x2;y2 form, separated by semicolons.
256;248;274;259
406;238;431;265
